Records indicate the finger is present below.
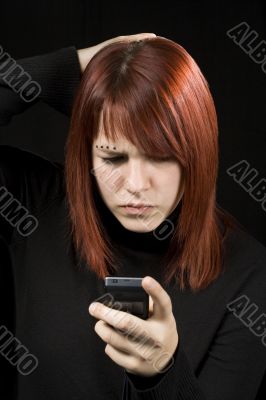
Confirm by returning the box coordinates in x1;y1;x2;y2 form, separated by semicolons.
141;276;172;320
102;33;156;51
95;320;130;354
121;33;156;39
88;301;148;337
148;295;154;317
114;33;156;44
95;320;159;361
104;342;140;373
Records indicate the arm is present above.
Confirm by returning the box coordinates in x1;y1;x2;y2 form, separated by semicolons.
122;340;205;399
0;46;82;125
0;33;156;243
0;46;81;244
0;33;156;125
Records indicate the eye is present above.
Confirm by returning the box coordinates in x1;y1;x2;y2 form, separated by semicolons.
101;156;125;163
148;156;173;162
100;155;173;164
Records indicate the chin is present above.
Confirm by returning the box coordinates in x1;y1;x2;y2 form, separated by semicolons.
117;215;160;233
123;224;153;233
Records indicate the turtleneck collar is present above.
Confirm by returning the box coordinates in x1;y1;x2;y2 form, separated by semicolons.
95;190;181;254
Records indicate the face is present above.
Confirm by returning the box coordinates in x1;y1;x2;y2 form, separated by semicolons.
91;130;184;233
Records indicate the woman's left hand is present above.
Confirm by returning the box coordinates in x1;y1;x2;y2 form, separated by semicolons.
88;276;179;377
77;33;156;72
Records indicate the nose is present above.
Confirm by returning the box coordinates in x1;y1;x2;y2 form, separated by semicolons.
124;160;151;193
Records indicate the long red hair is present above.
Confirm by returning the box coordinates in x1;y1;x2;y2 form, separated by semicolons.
65;36;238;292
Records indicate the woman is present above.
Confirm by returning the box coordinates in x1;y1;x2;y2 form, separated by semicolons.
0;33;266;400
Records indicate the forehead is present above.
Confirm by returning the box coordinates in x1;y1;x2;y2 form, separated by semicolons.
93;109;143;152
93;131;140;154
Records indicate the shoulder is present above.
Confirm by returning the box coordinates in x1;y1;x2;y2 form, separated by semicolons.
0;144;63;172
220;224;266;306
0;145;65;208
223;225;266;271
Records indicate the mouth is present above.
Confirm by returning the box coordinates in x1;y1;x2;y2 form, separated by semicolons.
119;205;154;215
120;204;153;207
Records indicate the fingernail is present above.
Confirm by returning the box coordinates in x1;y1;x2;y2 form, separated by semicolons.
146;277;155;288
89;303;97;313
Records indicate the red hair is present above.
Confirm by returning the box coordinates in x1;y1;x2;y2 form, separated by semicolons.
65;36;238;292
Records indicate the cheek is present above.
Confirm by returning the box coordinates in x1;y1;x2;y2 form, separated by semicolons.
158;165;182;189
92;160;114;188
92;159;107;180
91;160;107;193
94;165;123;199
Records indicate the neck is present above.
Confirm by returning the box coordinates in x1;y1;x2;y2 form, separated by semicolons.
95;192;181;254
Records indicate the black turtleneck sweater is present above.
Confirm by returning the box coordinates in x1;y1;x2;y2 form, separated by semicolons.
1;46;266;400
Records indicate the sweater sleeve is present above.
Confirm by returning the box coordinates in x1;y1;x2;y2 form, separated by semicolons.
122;339;205;400
0;45;81;125
122;262;266;399
0;46;81;244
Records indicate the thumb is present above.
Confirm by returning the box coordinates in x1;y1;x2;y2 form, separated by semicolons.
148;295;154;317
142;276;172;320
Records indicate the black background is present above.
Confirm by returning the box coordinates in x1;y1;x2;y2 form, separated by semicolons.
0;0;265;398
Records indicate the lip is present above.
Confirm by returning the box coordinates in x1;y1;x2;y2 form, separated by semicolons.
120;204;153;207
119;205;154;215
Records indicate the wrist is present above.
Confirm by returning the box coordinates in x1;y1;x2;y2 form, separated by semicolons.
77;48;87;72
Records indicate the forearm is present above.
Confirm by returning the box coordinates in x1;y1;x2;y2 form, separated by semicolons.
0;46;82;125
122;343;205;400
0;33;156;125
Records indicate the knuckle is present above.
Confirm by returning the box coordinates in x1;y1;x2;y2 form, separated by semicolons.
152;335;163;349
140;349;154;362
129;359;140;373
105;329;113;343
118;316;134;333
169;314;177;329
163;293;172;311
117;318;129;332
94;321;100;331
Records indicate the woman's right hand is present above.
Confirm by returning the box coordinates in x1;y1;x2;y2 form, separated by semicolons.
77;33;156;72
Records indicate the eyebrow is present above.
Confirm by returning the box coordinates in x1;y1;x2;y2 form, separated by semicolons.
96;147;150;157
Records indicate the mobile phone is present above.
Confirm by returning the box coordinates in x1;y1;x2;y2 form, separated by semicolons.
100;277;149;320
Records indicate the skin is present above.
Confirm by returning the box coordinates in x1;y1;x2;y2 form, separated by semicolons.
80;33;180;377
90;130;182;377
89;276;179;377
77;33;157;72
91;130;184;233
